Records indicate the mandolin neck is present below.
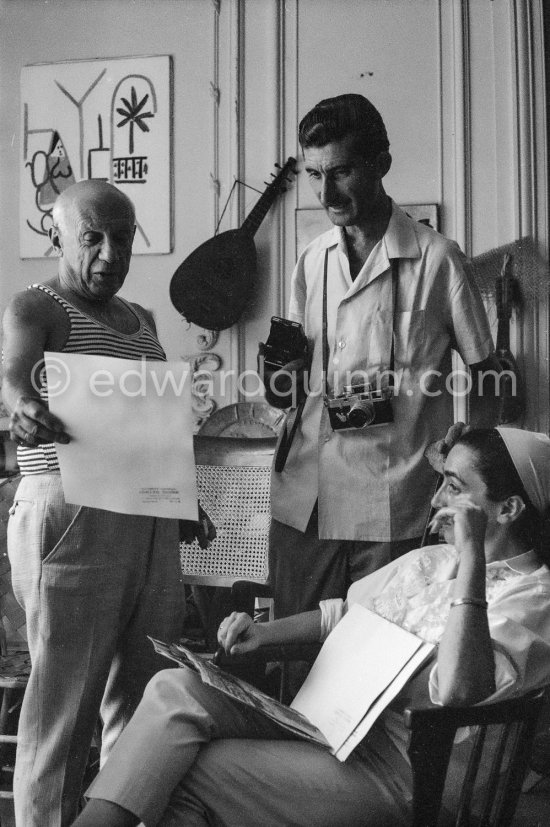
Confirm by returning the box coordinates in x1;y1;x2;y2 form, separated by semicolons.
241;158;296;237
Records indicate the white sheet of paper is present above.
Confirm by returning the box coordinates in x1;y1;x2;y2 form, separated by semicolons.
333;640;434;761
45;352;198;520
290;603;430;754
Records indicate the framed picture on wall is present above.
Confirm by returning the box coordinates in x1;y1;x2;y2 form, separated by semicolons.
295;204;439;256
20;54;173;258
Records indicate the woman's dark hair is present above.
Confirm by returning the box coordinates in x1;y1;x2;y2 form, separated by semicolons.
298;94;390;163
456;428;548;564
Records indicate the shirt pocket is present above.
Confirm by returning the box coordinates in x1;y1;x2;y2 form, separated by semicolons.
394;309;426;366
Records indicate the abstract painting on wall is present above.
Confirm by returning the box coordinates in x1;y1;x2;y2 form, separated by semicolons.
20;55;172;258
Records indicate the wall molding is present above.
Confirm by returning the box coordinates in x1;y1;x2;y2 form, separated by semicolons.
449;0;471;421
511;0;549;431
451;0;472;257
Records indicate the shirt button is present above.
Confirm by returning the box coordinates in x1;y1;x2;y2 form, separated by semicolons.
333;357;339;365
337;339;346;349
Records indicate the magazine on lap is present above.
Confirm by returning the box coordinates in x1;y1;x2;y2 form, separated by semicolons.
151;603;435;762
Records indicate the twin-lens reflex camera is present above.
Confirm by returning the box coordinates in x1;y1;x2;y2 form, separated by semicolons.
260;316;309;408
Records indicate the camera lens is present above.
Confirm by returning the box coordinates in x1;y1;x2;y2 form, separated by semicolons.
348;399;375;427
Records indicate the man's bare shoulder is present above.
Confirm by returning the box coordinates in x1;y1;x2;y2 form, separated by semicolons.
3;285;66;331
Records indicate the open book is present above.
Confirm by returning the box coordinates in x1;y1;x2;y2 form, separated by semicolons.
150;603;435;762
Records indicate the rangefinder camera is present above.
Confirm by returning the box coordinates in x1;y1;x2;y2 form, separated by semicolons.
326;382;394;430
261;316;309;372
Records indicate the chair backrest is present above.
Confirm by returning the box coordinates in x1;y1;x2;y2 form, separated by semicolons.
180;435;276;587
404;687;547;827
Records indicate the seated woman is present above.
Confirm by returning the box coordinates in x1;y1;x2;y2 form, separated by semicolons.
74;427;550;827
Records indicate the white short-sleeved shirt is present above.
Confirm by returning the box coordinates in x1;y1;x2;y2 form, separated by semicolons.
270;203;493;541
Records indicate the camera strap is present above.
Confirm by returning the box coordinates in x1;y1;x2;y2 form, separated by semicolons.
322;249;398;398
273;396;306;472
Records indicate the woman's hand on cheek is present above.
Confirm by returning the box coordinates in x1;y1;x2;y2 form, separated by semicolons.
432;496;488;553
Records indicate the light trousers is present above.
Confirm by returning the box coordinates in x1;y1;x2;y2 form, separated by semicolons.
7;473;186;827
86;667;411;827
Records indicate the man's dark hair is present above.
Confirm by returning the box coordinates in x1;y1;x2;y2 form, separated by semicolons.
298;93;390;162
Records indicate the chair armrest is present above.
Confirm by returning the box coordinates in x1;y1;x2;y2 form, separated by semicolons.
404;688;546;731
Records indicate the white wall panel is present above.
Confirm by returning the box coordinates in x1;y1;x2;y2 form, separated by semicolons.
293;0;442;208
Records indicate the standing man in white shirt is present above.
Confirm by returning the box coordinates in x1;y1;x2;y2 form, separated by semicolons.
263;93;500;619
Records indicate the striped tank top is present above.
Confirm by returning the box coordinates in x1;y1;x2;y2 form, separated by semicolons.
18;283;167;475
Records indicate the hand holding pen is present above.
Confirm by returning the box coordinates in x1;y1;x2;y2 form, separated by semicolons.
214;611;263;661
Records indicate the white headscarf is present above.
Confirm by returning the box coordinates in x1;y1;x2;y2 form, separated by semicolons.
496;427;550;515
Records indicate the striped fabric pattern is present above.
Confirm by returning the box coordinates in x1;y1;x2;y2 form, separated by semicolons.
18;283;167;475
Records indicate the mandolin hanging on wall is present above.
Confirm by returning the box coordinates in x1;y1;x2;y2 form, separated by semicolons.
170;157;297;331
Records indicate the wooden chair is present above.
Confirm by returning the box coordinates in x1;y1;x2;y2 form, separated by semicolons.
404;688;546;827
0;634;31;815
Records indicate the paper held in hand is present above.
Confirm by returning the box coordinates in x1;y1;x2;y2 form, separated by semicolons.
44;352;198;520
151;603;435;762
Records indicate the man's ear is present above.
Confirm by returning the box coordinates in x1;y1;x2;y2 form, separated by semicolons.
49;225;63;256
497;495;525;525
375;151;392;178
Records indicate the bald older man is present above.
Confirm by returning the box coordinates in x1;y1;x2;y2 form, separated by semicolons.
2;181;190;827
